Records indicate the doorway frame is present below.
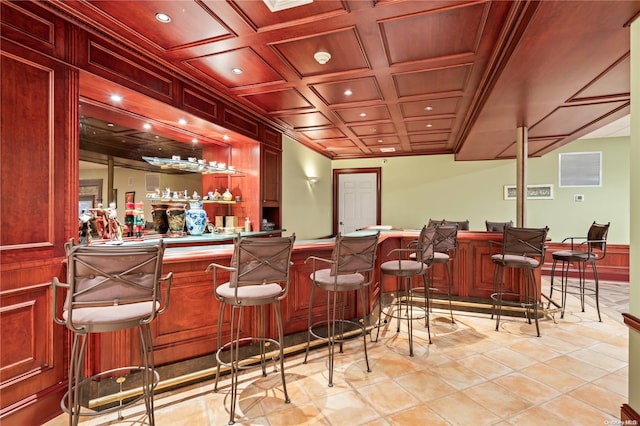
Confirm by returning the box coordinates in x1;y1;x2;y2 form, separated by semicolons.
332;167;382;236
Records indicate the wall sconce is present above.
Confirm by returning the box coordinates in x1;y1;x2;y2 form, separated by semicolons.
307;176;319;185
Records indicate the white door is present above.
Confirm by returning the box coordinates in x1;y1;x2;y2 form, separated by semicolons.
338;172;378;234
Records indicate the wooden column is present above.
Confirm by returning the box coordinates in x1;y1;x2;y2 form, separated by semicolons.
516;126;528;227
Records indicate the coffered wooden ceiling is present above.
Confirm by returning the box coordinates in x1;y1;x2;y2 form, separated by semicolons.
50;0;639;161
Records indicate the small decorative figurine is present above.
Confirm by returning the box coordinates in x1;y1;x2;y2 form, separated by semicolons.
78;210;93;245
222;188;233;201
106;202;123;242
134;202;145;239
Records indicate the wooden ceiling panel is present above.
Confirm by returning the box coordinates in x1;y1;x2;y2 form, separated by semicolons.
326;146;369;156
570;55;631;101
393;65;470;98
301;128;346;140
334;105;391;124
241;88;313;113
311;77;383;106
400;97;461;119
361;136;400;147
406;118;454;133
349;123;397;137
529;101;629;139
410;141;449;151
272;28;369;78
318;139;357;149
277;112;333;129
186;47;284;89
408;133;451;144
380;2;486;65
40;0;638;162
497;138;561;159
86;1;233;50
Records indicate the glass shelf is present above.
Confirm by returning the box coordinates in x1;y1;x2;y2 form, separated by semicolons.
145;198;237;204
142;156;243;175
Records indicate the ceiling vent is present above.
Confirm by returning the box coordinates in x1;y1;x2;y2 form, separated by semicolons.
263;0;313;12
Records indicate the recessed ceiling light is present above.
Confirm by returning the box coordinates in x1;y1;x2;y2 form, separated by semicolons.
110;94;122;102
424;106;433;111
155;135;160;139
231;68;243;74
178;118;187;125
143;123;151;130
377;139;383;143
344;89;352;96
380;147;396;152
192;138;198;143
155;12;171;23
223;135;230;141
359;113;367;117
426;123;433;128
107;123;114;127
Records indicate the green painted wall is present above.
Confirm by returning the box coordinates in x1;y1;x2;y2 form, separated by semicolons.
281;136;629;244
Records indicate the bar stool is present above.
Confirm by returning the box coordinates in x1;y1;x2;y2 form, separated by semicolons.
378;225;436;356
486;220;513;232
303;231;379;387
410;224;458;324
490;226;548;337
52;239;172;426
549;222;609;321
206;235;295;425
430;224;459;323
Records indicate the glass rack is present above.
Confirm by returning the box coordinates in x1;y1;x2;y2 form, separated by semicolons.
142;156;243;175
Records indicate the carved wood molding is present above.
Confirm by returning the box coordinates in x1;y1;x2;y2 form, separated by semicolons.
622;313;640;334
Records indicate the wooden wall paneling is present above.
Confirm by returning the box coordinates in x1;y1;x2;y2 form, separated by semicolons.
286;246;358;337
1;11;76;422
78;31;174;102
0;261;67;422
261;146;280;208
221;107;260;140
153;259;221;366
1;52;55;259
229;139;261;231
0;1;65;58
263;127;282;149
181;86;220;123
285;247;334;335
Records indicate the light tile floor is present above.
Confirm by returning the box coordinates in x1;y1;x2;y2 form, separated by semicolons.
44;280;630;426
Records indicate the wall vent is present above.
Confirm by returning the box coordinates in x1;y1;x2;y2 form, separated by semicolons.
559;152;601;187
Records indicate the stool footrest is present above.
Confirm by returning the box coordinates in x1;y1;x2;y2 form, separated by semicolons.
216;337;282;371
308;318;366;343
62;366;159;415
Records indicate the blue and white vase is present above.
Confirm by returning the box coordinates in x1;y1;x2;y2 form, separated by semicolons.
186;200;207;236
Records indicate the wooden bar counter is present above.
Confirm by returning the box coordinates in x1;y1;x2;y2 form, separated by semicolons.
87;230;520;379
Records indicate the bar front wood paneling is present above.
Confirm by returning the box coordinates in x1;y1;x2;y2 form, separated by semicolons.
109;230;524;373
